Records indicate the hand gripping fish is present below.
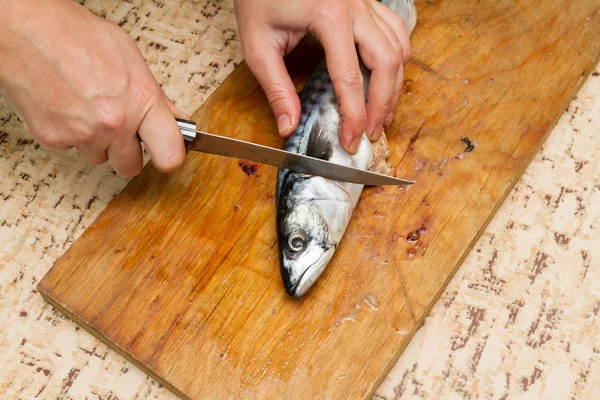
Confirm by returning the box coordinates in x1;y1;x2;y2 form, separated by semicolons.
276;0;418;298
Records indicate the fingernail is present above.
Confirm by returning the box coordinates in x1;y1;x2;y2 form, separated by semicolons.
371;125;383;140
277;114;291;136
349;135;362;153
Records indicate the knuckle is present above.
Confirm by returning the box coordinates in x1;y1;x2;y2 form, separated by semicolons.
403;45;412;62
371;101;391;117
383;50;402;69
338;68;364;89
96;103;127;132
393;85;403;98
265;87;292;107
32;125;63;149
75;125;98;144
323;1;347;20
133;79;162;109
367;96;391;115
37;133;62;149
346;108;367;125
392;40;404;55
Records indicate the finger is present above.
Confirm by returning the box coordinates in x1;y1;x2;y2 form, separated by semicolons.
163;94;191;120
370;12;404;124
23;121;73;150
313;18;366;153
354;18;400;141
387;66;404;127
244;37;301;138
372;0;412;63
372;2;411;125
75;145;109;165
137;98;186;173
107;134;143;178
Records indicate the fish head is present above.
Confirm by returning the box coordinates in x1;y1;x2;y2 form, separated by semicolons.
277;173;356;298
278;200;336;298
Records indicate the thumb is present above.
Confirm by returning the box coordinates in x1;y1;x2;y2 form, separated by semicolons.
138;97;186;173
245;43;301;137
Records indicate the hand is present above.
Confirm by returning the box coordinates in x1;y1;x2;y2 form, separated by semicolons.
0;0;187;178
234;0;411;153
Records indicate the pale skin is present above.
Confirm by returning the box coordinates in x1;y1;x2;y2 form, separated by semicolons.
0;0;410;178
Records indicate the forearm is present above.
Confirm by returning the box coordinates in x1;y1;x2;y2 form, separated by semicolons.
0;1;24;65
0;0;62;81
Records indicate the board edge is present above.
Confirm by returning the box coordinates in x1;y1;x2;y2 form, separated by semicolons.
36;282;190;400
365;54;600;399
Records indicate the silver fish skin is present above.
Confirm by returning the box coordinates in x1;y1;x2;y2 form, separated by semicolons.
276;0;417;298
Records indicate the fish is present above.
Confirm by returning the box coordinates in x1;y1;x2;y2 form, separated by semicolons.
276;0;418;298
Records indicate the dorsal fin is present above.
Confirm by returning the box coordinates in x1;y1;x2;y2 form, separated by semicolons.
306;124;334;161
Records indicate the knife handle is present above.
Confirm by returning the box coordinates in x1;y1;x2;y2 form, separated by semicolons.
175;118;198;153
138;118;198;153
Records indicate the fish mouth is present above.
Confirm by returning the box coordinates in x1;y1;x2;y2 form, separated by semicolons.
283;259;319;299
282;247;334;298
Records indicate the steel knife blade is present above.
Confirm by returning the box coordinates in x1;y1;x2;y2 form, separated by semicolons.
176;118;415;186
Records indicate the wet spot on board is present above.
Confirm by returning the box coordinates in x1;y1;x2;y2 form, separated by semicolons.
373;186;385;195
439;156;449;169
155;268;170;282
238;161;257;176
403;79;413;94
413;159;427;171
364;295;379;310
407;248;417;258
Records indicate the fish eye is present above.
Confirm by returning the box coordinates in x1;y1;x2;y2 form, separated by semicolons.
287;232;307;253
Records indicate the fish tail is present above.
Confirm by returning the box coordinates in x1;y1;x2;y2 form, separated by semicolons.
379;0;418;35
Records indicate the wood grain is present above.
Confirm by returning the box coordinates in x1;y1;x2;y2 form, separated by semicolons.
38;0;600;398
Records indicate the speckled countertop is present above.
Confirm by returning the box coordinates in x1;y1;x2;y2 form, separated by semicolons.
0;1;598;399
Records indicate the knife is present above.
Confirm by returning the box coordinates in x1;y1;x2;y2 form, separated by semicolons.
176;118;415;186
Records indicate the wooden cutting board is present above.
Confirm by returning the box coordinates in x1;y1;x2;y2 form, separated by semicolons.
38;0;600;398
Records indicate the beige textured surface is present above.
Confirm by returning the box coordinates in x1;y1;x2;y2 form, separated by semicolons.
0;0;598;398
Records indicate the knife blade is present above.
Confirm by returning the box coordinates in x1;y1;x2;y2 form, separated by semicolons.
176;118;415;186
